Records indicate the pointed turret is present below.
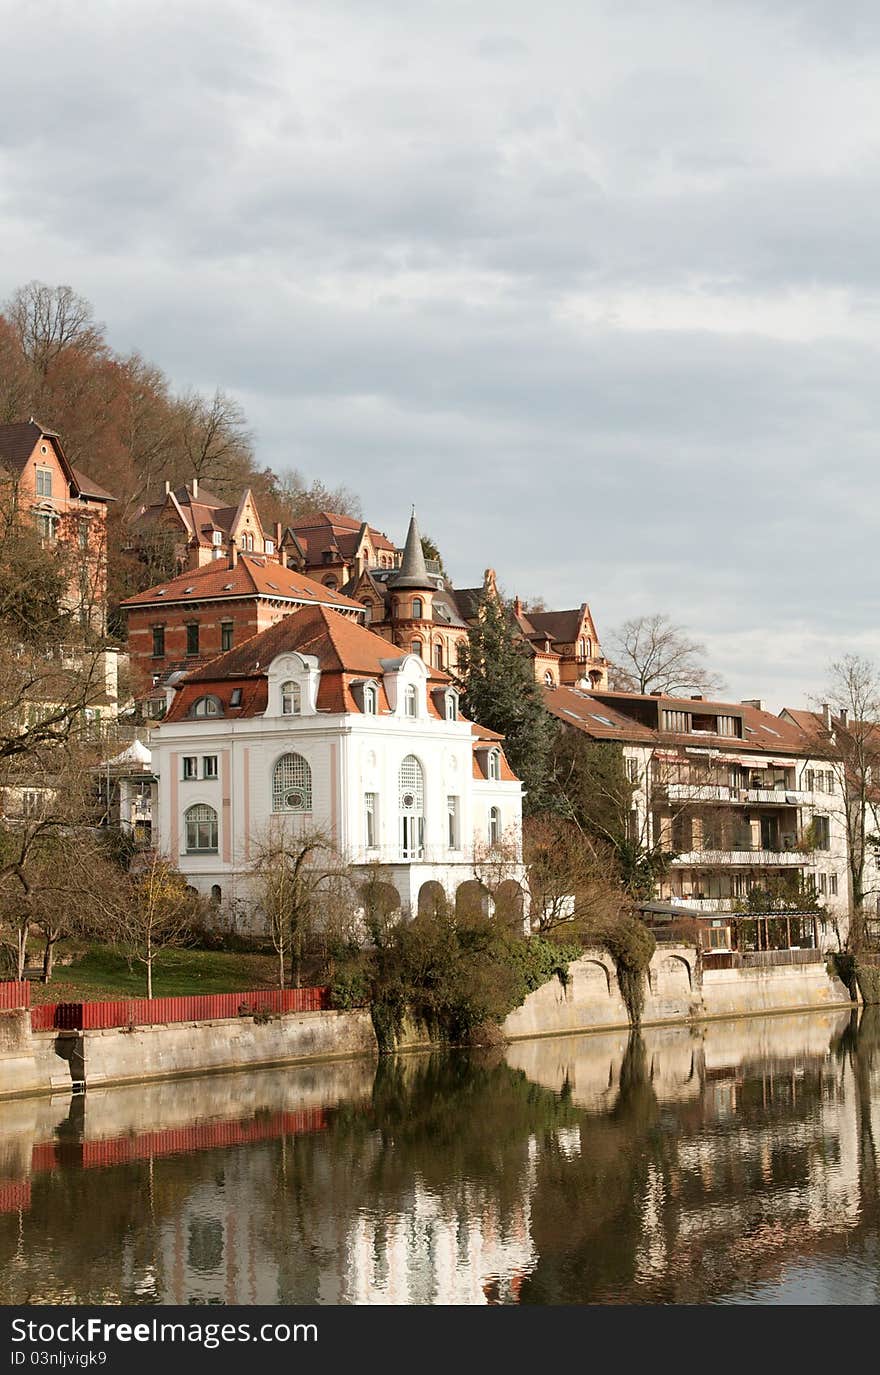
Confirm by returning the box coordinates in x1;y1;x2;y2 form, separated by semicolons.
390;510;432;590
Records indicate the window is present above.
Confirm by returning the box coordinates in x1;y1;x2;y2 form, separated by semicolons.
435;643;444;669
78;520;89;550
363;683;378;715
399;755;424;859
152;625;165;657
627;757;639;784
221;622;233;653
445;690;458;721
323;576;338;590
265;539;274;555
361;600;372;624
185;804;218;852
212;530;223;546
186;623;200;656
365;793;377;849
818;873;828;895
191;695;221;717
35;468;52;497
182;756;198;780
202;755;218;779
447;796;459;850
814;815;831;851
410;640;422;658
578;639;586;657
404;684;418;717
36;512;58;541
489;806;501;845
272;753;312;811
412;598;423;619
210;885;222;904
230;687;242;708
281;681;301;715
544;671;554;685
487;749;500;781
806;769;815;791
830;874;838;896
716;716;739;737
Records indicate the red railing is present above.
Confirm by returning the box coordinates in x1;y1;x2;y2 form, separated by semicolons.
30;986;330;1032
0;1180;31;1214
0;981;30;1011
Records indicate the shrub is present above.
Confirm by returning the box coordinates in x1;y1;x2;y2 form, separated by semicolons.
601;917;656;1026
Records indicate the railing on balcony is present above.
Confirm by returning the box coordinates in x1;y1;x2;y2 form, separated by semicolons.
671;849;809;867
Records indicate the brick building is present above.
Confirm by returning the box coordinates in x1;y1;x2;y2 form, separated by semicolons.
130;480;283;572
123;548;366;705
0;417;114;632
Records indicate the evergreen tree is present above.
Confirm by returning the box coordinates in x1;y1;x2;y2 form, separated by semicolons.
459;593;556;815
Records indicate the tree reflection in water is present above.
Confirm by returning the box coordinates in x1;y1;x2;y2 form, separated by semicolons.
0;1010;878;1304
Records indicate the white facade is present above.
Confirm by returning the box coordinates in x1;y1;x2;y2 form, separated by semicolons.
151;647;524;930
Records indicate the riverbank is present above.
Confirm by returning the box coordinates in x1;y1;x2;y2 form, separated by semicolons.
0;945;856;1100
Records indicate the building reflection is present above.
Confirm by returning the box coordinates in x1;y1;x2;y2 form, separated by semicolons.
0;1008;878;1305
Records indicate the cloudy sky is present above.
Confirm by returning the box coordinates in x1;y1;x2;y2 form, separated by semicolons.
2;0;879;710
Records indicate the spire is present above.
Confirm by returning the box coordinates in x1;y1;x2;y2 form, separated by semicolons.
390;509;432;590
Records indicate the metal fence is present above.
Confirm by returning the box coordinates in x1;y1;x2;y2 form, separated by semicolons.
30;986;330;1032
0;981;30;1011
701;948;825;972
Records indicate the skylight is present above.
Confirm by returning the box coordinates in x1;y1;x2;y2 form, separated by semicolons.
183;587;194;594
759;725;780;736
155;589;166;596
223;584;234;591
267;581;278;589
590;713;617;727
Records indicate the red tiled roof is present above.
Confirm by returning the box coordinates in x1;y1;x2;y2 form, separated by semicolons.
526;608;588;643
122;555;364;611
547;686;817;756
0;420;112;501
290;511;397;558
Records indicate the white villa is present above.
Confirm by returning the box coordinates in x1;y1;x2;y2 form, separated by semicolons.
148;603;525;930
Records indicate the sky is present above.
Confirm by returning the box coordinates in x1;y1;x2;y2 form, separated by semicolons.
2;0;879;711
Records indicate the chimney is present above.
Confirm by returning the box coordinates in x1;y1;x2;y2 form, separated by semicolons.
192;477;199;499
228;538;238;570
690;694;703;701
164;480;171;495
741;699;764;712
514;595;523;617
839;707;848;727
822;703;832;730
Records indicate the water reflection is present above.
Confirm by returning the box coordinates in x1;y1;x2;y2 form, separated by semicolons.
1;1009;879;1305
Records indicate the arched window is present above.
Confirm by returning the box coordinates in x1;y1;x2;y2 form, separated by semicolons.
210;884;222;905
544;670;554;685
185;804;218;852
323;576;338;590
586;637;592;657
399;755;424;859
191;695;222;718
487;749;501;781
434;642;444;669
578;638;586;657
489;806;501;846
404;684;418;717
272;754;312;812
361;600;372;623
363;683;378;715
281;681;301;715
445;690;458;721
410;640;422;659
412;598;423;619
456;639;467;668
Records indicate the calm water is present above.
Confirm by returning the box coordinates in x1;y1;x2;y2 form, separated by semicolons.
1;1009;879;1305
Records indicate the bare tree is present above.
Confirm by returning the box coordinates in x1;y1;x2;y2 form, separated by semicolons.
606;613;724;697
523;815;624;938
810;656;880;949
96;852;201;998
5;281;103;376
174;387;254;492
249;823;352;988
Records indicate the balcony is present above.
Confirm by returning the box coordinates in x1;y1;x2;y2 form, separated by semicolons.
668;897;739;912
659;784;734;803
742;788;806;805
671;849;811;867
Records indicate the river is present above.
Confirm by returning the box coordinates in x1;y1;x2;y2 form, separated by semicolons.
1;1008;878;1304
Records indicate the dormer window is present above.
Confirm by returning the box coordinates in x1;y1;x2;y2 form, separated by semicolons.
363;683;378;716
281;681;301;715
487;749;501;781
212;530;223;546
404;684;418;718
445;690;459;721
191;695;222;718
265;539;274;555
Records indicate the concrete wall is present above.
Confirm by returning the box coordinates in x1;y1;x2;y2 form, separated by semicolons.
502;945;853;1041
0;1008;375;1100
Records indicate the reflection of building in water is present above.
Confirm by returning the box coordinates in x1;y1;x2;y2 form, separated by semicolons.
344;1178;536;1305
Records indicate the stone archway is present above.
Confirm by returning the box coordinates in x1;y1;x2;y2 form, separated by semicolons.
418;880;449;919
455;879;490;921
494;879;525;931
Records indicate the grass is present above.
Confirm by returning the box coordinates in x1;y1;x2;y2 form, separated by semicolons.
28;943;282;1004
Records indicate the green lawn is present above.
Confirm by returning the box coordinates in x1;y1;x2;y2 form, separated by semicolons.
29;944;281;1004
